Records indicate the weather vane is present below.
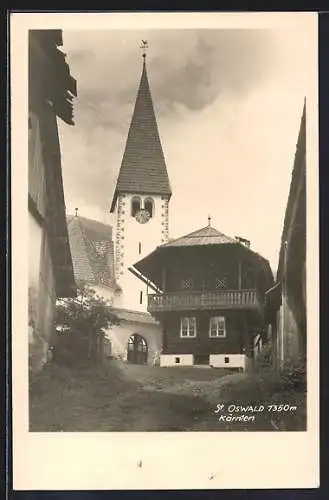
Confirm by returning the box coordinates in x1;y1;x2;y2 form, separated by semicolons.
75;207;79;217
208;215;211;226
140;39;148;59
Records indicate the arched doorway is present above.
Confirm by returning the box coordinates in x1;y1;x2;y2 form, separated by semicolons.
127;334;148;364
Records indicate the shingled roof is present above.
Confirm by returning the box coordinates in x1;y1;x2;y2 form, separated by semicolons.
132;221;273;290
162;224;237;247
67;215;120;291
110;59;171;212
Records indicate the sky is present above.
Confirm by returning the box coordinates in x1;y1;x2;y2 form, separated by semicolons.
58;28;310;272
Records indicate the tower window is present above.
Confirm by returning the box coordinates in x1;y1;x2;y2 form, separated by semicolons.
144;197;154;218
140;291;143;304
139;242;142;254
131;196;141;217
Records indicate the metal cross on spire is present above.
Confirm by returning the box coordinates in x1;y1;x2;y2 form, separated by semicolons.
140;39;148;60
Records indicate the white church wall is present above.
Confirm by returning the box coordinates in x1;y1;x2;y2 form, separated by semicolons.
107;321;163;365
114;193;169;312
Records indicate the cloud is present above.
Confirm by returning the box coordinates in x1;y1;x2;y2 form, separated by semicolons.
62;29;279;113
58;27;311;270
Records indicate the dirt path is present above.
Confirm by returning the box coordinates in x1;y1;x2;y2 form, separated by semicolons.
105;361;216;431
29;362;218;431
29;361;305;432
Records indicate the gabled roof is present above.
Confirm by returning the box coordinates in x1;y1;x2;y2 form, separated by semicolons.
67;215;119;291
162;224;237;248
110;59;171;212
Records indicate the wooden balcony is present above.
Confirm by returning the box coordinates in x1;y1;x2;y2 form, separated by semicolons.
147;289;261;313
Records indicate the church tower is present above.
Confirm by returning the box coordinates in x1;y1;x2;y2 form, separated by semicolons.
110;46;171;312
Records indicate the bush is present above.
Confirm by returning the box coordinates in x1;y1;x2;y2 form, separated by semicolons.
53;284;119;367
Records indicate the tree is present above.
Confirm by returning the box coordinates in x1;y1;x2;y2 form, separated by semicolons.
53;283;119;366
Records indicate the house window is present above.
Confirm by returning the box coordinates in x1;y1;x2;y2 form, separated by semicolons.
209;316;226;338
180;317;196;338
131;196;141;217
144;197;154;218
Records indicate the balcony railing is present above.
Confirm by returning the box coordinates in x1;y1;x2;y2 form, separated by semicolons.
147;289;261;313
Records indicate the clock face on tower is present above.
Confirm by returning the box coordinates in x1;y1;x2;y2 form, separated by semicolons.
135;209;151;224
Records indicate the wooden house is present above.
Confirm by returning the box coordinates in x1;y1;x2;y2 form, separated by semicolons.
131;220;274;370
28;30;77;372
264;102;306;369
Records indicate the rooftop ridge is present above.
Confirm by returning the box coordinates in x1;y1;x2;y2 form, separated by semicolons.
110;59;171;212
184;225;229;238
161;224;237;248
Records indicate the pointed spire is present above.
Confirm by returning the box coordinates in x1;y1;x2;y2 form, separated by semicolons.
140;39;148;61
110;48;171;212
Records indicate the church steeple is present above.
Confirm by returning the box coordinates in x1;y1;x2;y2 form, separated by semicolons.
110;49;172;212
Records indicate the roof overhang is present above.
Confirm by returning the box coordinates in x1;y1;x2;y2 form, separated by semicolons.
128;266;162;293
132;241;274;292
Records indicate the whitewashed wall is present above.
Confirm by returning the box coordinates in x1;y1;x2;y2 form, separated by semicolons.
114;193;169;311
28;109;57;373
107;321;162;364
160;354;193;367
209;353;246;369
28;214;57;372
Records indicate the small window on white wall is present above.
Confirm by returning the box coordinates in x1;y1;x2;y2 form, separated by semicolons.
180;317;196;338
131;196;141;217
144;197;154;218
209;316;226;338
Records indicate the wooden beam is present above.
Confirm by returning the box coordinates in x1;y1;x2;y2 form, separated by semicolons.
161;267;167;292
238;259;242;290
49;235;69;242
28;194;46;228
128;266;162;293
54;264;75;272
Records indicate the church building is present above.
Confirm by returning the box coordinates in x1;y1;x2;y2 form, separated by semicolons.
67;50;171;364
